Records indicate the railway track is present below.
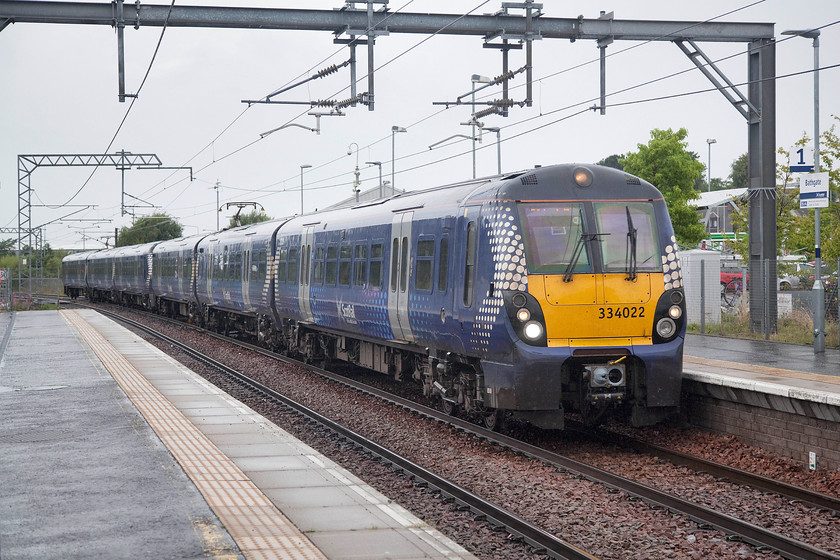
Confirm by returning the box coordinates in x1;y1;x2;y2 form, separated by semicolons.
582;426;840;515
66;300;840;560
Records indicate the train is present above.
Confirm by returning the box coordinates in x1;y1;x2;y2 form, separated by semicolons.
62;163;686;430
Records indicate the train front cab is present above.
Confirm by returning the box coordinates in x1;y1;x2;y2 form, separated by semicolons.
481;167;686;429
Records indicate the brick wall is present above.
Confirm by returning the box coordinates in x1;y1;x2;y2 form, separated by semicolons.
682;382;840;471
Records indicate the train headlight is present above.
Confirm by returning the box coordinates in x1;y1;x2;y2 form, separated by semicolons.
523;321;544;341
516;308;531;322
573;166;593;187
656;317;677;339
668;305;682;320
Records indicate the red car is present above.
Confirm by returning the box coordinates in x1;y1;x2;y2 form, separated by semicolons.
721;266;749;290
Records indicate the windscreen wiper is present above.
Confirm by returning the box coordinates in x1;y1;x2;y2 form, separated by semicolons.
625;206;638;281
563;231;608;283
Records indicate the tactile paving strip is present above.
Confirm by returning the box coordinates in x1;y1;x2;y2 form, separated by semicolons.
62;310;326;560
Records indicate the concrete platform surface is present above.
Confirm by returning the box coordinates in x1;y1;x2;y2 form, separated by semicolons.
0;310;242;560
1;309;478;560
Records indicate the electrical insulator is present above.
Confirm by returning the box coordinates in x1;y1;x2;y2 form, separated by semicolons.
475;107;498;119
493;70;517;83
316;64;339;78
334;95;361;109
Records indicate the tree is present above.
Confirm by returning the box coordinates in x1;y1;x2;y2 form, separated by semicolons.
729;153;749;189
596;154;624;170
621;128;706;246
227;209;272;229
710;177;732;191
117;213;183;246
0;238;15;256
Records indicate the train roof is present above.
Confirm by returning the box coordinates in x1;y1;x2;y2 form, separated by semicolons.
197;219;287;247
111;241;161;258
152;232;213;253
272;163;662;232
494;164;663;202
62;250;99;263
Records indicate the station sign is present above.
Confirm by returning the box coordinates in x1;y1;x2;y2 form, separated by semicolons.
790;146;814;173
799;172;830;209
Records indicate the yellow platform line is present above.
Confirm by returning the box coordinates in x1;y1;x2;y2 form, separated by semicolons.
62;310;326;560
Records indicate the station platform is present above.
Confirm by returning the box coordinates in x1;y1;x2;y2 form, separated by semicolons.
682;333;840;470
0;310;476;560
683;333;840;412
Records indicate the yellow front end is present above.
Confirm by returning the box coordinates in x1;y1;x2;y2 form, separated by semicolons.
529;273;665;347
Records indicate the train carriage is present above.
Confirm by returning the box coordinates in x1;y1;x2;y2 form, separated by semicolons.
86;247;119;302
61;251;93;299
149;234;211;319
195;220;283;341
111;242;160;308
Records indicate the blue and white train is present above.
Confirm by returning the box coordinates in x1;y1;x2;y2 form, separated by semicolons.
63;164;686;430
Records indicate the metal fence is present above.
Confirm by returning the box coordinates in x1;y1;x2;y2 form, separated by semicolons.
1;276;62;312
0;269;11;311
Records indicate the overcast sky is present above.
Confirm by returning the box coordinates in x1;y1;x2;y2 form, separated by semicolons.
1;0;839;250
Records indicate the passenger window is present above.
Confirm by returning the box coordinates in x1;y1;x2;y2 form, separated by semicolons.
302;244;311;285
390;239;399;292
339;244;352;286
325;245;337;285
277;248;287;283
415;239;434;292
370;243;383;289
313;247;325;284
288;248;299;284
400;237;409;293
354;244;367;287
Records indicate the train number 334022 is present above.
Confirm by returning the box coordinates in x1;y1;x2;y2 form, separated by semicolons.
598;306;645;319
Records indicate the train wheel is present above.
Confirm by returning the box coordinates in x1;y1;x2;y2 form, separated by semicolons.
441;399;459;416
481;408;503;431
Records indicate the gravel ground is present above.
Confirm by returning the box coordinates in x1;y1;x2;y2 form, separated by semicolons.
111;307;840;560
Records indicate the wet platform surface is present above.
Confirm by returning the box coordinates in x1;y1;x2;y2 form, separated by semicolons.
0;310;241;560
685;333;840;378
0;309;476;560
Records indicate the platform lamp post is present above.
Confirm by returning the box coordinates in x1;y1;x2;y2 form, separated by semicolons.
706;138;716;192
299;164;311;215
484;126;502;175
391;126;406;193
782;28;823;353
366;161;383;198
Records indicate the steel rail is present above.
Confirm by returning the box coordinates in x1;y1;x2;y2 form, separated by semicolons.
91;306;599;560
583;426;840;515
74;301;840;560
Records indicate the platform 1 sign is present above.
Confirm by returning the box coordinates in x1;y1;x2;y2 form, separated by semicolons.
799;172;829;209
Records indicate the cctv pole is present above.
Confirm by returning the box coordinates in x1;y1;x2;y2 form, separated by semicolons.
812;33;824;353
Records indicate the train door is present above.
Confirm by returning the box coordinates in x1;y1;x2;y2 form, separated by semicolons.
454;206;481;332
298;226;315;322
242;237;252;310
387;212;415;342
